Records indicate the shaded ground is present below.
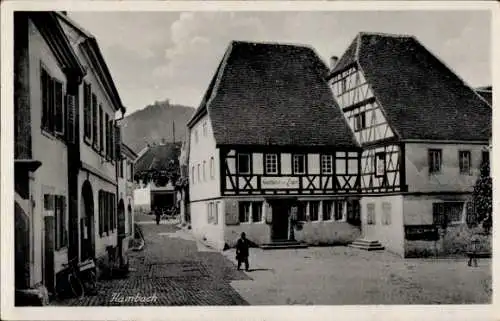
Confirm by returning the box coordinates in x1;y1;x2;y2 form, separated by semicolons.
222;246;492;305
52;222;249;306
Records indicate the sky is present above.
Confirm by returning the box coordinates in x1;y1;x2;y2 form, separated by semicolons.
68;10;491;114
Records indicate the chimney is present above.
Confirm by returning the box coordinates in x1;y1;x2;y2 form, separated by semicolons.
330;56;339;71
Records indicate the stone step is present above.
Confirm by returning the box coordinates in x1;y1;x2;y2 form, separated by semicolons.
348;243;385;251
260;241;309;250
349;238;385;251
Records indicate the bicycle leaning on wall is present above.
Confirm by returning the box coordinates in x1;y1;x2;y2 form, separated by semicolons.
55;257;98;299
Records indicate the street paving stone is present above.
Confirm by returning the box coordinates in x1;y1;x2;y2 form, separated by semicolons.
52;223;249;306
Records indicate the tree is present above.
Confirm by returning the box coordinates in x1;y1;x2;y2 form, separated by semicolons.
471;161;492;234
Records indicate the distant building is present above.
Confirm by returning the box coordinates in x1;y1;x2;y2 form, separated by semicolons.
117;142;138;259
328;33;492;256
133;142;181;214
187;41;362;250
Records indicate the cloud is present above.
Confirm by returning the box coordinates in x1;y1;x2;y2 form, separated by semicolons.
153;12;266;89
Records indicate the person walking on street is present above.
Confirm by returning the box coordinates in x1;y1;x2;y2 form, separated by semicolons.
155;208;161;225
468;233;481;267
236;232;250;271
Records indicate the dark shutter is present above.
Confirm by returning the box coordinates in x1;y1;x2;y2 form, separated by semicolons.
98;191;103;236
66;94;76;143
114;124;121;162
84;83;91;140
48;78;55;132
92;94;98;147
99;105;104;152
54;81;63;134
41;69;49;130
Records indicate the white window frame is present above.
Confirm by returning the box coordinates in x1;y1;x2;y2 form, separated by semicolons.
382;202;392;225
239;202;251;223
459;150;471;175
293;154;306;175
265;154;278;174
366;203;376;225
429;149;442;174
321;155;333;174
210;157;215;179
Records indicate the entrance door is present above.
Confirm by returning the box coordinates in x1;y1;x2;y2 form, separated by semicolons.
81;181;95;261
271;201;290;241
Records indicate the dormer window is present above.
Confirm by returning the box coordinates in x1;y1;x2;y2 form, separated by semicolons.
354;112;366;132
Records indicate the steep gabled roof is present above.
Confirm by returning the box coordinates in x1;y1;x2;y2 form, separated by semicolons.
332;32;491;141
189;41;359;148
134;143;181;174
56;12;125;114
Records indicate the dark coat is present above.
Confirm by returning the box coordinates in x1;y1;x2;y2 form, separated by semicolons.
236;238;249;259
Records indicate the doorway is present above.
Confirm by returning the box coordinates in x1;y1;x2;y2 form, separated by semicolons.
270;200;290;241
81;181;95;261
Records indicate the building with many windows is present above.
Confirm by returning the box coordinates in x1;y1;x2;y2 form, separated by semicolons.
187;41;363;250
328;32;492;256
56;13;126;265
14;12;86;298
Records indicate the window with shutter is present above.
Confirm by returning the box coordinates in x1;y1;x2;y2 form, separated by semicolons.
98;191;103;236
92;94;98;148
83;83;92;141
105;114;110;158
54;81;64;135
99;105;104;153
41;68;50;131
65;94;76;143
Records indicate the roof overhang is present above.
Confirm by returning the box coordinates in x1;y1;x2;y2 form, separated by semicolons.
28;12;86;84
56;12;125;114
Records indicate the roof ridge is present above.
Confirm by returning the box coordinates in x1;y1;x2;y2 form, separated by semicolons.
358;31;415;39
230;40;314;50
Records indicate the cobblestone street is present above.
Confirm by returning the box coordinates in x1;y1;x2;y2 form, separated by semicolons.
51;216;492;306
53;220;250;306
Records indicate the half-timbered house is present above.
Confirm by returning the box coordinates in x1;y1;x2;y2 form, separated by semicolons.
328;33;492;256
187;41;362;250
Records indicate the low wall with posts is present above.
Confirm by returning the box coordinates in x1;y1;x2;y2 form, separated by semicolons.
404;224;491;258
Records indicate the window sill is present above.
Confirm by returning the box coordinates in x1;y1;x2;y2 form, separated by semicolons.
41;128;66;143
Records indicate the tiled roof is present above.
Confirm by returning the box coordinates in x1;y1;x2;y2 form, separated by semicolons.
189;41;359;148
333;32;492;141
476;87;492;106
134;143;181;174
